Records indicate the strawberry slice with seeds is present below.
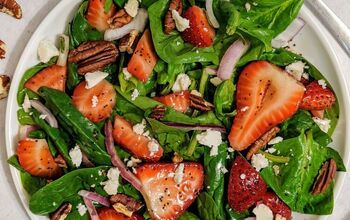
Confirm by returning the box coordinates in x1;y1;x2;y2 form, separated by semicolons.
153;91;190;113
299;81;336;111
127;29;158;82
72;79;116;123
24;65;66;94
86;0;116;32
98;207;144;220
228;61;305;151
17;138;61;178
258;192;292;220
112;116;163;161
135;163;204;220
181;6;215;47
228;155;267;213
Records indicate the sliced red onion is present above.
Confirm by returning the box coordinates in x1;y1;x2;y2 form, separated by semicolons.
104;9;148;41
19;125;38;139
83;197;100;220
163;122;227;133
30;100;58;128
57;34;69;66
204;67;217;75
104;120;143;191
205;0;219;28
272;17;305;48
78;190;110;207
217;39;250;80
82;152;95;167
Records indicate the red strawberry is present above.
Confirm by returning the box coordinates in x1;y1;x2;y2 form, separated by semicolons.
311;110;325;119
72;79;116;123
258;192;292;220
182;6;215;47
98;207;144;220
86;0;116;32
135;163;204;220
17;138;61;178
228;61;305;151
228;155;267;213
153;91;190;113
299;81;336;111
127;29;158;82
24;65;66;94
112;116;163;161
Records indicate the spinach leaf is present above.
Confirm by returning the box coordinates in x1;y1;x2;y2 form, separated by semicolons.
17;108;35;125
8;155;26;172
225;204;251;220
179;211;200;220
20;172;47;196
114;0;126;7
196;192;220;220
67;62;81;92
214;80;236;128
104;0;113;12
260;132;345;215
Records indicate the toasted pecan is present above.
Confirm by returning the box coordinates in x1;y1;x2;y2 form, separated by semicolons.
110;194;143;217
0;0;22;19
119;30;139;54
246;127;280;160
50;203;72;220
189;93;214;111
163;0;183;34
108;9;133;29
0;74;10;100
311;159;337;195
0;40;5;59
149;105;166;120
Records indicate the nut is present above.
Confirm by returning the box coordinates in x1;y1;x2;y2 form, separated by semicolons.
149;105;166;120
50;203;72;220
172;152;183;163
110;194;143;217
0;40;5;59
163;0;183;34
0;0;22;19
311;159;337;195
108;9;133;29
0;74;11;100
68;41;118;75
189;94;214;111
54;155;67;169
119;30;139;54
246;127;280;160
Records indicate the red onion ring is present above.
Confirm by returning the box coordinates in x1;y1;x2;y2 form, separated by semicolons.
30;100;58;128
19;125;38;139
83;197;100;220
104;120;143;191
78;190;110;207
205;0;220;28
162;122;227;133
204;67;217;75
217;39;250;80
272;17;305;48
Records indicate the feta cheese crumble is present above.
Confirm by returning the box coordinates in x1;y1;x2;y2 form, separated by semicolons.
219;162;228;174
37;39;59;63
126;156;142;168
69;145;82;167
196;129;222;156
91;95;98;108
312;117;331;133
275;214;287;220
133;119;147;135
23;94;31;113
268;136;283;145
174;163;185;184
77;203;87;216
131;89;139;101
302;72;309;80
251;153;269;171
148;139;160;156
122;67;132;80
318;79;327;89
272;165;280;175
265;147;276;154
245;2;251;12
285;61;305;81
124;0;139;17
102;168;120;195
252;204;273;220
210;77;223;86
172;73;191;92
171;10;190;32
39;114;47;120
85;71;108;89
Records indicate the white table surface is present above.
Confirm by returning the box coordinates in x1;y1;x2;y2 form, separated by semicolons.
0;0;349;219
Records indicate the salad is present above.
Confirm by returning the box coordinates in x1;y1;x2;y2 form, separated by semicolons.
8;0;346;219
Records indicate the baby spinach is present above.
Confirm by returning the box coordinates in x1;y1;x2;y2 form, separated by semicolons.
17;108;35;125
179;212;200;220
214;80;236;128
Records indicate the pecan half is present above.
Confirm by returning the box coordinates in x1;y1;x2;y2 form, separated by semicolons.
164;0;183;34
0;40;5;59
108;9;133;29
172;152;183;163
246;127;280;160
311;159;337;195
189;94;214;111
54;155;67;169
110;194;143;217
0;74;10;100
68;41;118;75
119;30;139;54
0;0;22;19
50;203;72;220
149;105;166;120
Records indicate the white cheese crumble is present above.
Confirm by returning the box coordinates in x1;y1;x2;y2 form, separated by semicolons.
196;129;222;156
23;94;31;113
37;39;59;63
275;214;287;220
174;163;185;184
172;73;191;92
133;119;147;135
312;117;331;133
77;203;87;216
102;167;120;195
240;173;246;180
150;92;156;97
268;136;283;145
285;61;305;81
240;106;249;112
251;153;269;171
148;139;160;156
318;79;327;89
265;147;276;154
131;89;139;101
219;162;228;174
69;145;82;167
39;114;47;120
245;2;251;12
302;72;309;80
252;204;273;220
228;147;235;153
122;67;132;80
124;0;139;17
190;89;202;97
85;71;108;89
272;165;280;175
126;156;142;168
210;77;223;86
91;95;98;108
171;10;190;32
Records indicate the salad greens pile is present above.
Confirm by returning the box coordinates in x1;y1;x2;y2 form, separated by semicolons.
8;0;346;219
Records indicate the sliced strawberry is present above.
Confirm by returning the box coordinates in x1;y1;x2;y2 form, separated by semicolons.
153;91;190;113
258;192;291;220
299;81;336;111
86;0;116;32
181;6;215;47
98;207;143;220
228;155;267;213
24;65;66;94
127;29;158;82
311;110;325;119
228;61;305;151
112;116;163;161
135;163;204;220
17;138;61;178
72;79;116;123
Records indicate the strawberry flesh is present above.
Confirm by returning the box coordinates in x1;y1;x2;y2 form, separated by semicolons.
299;81;336;110
258;192;292;220
98;207;144;220
86;0;116;32
153;91;190;113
